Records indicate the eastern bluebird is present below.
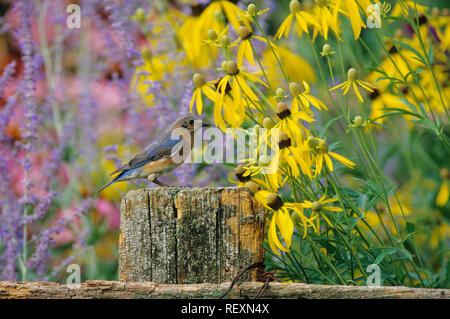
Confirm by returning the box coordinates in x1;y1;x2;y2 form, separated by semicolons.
98;115;210;192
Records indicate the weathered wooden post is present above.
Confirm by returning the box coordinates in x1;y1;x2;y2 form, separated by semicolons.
119;187;266;284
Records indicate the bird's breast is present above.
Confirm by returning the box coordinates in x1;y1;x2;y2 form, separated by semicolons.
141;157;180;177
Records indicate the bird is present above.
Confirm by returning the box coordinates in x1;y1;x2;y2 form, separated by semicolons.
98;115;210;192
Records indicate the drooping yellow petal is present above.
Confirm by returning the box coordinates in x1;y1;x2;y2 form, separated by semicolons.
189;89;199;113
352;81;364;102
196;88;203;114
268;214;290;254
436;182;449;206
202;85;217;102
328;151;356;168
276;208;294;250
329;81;348;91
346;0;365;40
275;14;294;39
324;153;334;171
316;152;324;176
237;75;259;101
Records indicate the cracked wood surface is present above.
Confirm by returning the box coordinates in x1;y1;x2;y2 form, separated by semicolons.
119;187;266;283
0;281;448;299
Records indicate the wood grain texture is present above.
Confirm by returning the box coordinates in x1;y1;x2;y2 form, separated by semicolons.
0;281;448;299
119;187;266;283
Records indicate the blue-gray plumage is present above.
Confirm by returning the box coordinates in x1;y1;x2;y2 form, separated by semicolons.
98;115;209;192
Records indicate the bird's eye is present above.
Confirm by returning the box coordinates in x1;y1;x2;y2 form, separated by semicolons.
188;119;194;125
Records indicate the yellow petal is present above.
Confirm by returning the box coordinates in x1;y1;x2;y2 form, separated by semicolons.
352;81;364;102
328;151;356;168
436;182;449;206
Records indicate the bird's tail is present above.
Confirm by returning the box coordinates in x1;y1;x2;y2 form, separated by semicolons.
98;170;128;193
98;179;117;193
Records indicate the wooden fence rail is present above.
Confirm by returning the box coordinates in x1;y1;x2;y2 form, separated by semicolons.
0;280;448;299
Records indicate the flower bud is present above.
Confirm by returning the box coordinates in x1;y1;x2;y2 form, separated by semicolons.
267;193;284;211
275;87;285;99
247;3;257;16
291;210;302;225
238;26;252;40
263;117;275;129
311;201;322;212
289;0;301;13
289;82;301;96
193;73;205;88
135;8;146;22
322;44;331;54
319;139;328;152
221;34;230;47
307;136;319;149
354;115;364;127
221;60;228;71
245;181;261;194
207;29;218;41
347;68;358;81
276;102;291;119
226;61;239;76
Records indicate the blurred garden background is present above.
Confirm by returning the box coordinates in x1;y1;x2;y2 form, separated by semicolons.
0;0;448;287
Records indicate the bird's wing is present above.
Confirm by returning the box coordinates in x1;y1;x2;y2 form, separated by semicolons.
110;134;182;176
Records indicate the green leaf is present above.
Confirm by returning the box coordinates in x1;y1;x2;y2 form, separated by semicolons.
400;249;413;262
428;45;434;64
406;222;415;233
399;99;420;114
319;115;344;138
374;247;398;265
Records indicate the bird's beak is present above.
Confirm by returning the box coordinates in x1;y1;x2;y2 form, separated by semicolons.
202;122;211;127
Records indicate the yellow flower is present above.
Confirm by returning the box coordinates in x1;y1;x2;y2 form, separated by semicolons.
290;81;327;114
235;26;276;68
310;0;342;41
307;136;356;176
190;73;217;115
302;195;343;231
255;191;314;254
274;101;313;142
275;0;320;39
335;0;371;40
240;3;269;23
199;0;250;32
329;68;376;103
277;131;314;179
214;61;267;130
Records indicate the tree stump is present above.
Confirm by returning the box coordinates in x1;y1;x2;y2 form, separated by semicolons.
119;187;266;284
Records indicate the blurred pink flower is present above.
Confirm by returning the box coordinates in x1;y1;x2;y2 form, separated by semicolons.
95;198;120;229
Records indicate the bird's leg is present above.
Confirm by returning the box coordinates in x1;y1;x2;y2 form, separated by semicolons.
153;178;170;187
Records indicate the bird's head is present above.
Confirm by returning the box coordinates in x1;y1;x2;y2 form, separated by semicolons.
171;115;211;133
